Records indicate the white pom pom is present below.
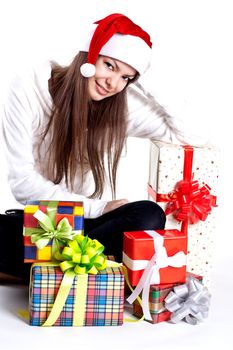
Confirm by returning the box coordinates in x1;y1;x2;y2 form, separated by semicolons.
80;63;96;77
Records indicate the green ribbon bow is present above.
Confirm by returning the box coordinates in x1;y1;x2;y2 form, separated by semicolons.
24;206;80;260
59;235;107;274
38;236;110;325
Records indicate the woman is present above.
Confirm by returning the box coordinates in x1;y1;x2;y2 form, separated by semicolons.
1;13;197;280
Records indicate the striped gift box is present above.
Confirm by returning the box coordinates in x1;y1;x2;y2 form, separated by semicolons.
133;272;202;324
30;264;124;326
23;200;84;262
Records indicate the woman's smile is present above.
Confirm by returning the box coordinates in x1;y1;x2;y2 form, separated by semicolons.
95;81;110;96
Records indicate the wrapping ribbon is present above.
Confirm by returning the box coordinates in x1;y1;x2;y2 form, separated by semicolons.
24;202;80;259
163;180;216;224
152;146;217;233
121;265;145;323
126;230;186;321
30;236;120;326
59;235;107;274
164;275;211;325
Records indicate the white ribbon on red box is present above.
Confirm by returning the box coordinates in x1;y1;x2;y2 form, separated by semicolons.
126;230;187;321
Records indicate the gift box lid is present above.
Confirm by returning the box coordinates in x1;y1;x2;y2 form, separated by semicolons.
150;140;219;152
123;229;187;260
31;264;123;278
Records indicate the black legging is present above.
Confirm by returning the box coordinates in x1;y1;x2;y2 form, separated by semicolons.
0;200;165;282
85;200;166;261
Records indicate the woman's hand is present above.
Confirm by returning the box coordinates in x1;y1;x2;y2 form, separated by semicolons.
103;199;129;214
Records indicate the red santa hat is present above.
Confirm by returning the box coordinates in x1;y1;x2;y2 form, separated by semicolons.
79;13;153;78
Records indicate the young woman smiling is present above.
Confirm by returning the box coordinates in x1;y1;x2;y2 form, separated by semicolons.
1;13;196;280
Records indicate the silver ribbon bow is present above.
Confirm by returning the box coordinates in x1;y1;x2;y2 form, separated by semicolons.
165;276;211;325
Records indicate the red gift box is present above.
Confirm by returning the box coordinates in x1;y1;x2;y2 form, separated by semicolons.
123;229;187;287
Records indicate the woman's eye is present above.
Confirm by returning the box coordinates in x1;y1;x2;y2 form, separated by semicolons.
105;62;114;70
122;76;130;82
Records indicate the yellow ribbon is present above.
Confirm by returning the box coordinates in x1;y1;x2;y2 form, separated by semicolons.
73;274;88;326
43;268;76;326
122;265;144;323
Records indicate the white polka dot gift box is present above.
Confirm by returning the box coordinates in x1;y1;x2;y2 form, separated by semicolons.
148;141;219;289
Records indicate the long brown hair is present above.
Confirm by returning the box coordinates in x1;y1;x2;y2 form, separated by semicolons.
42;52;136;198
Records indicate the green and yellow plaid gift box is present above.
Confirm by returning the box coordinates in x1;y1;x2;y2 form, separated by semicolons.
23;200;84;262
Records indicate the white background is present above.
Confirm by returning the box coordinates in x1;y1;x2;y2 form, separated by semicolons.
0;1;232;349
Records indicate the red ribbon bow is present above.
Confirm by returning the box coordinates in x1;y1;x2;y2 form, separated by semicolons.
151;145;217;233
164;179;217;224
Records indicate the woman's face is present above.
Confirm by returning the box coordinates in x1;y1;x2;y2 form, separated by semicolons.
87;55;137;101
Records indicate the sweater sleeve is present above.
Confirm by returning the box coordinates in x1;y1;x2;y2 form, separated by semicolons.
126;83;209;146
1;75;107;219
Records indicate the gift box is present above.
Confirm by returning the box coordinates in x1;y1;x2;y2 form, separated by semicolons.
133;272;202;324
29;263;124;326
123;229;187;287
23;200;84;262
148;141;219;289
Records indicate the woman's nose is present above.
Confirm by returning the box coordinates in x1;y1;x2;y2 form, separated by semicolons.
106;75;119;90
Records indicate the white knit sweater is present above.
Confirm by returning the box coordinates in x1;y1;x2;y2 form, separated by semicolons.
1;61;198;218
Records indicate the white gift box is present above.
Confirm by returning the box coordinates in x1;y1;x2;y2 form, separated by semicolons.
148;141;220;289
